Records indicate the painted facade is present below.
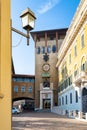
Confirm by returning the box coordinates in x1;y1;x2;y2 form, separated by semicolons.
56;0;87;113
0;0;11;130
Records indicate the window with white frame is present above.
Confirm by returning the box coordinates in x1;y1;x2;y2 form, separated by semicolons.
47;46;51;53
28;86;32;93
70;93;72;104
69;53;71;64
21;86;25;92
65;95;67;104
74;45;77;56
75;91;78;103
81;33;84;48
62;96;64;105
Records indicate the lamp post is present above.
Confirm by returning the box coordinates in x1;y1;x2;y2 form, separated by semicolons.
12;8;36;45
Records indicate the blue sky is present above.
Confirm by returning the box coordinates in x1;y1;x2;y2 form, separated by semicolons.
11;0;80;75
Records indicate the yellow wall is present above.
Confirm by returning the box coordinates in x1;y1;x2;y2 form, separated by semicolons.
59;21;87;84
0;0;11;130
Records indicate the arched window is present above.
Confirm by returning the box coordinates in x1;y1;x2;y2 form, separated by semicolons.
81;56;86;71
52;45;56;53
42;46;45;54
14;86;18;92
37;46;40;54
21;86;25;92
47;46;51;53
74;64;78;77
75;91;78;103
81;33;84;48
28;86;32;93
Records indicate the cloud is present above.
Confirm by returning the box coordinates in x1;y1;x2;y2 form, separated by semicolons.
37;0;61;14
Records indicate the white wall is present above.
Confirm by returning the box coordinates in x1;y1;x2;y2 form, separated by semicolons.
58;84;82;112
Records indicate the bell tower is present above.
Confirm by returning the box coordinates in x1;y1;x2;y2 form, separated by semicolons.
31;28;67;110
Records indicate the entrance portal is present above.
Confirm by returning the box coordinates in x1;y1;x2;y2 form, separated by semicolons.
82;87;87;112
43;99;51;109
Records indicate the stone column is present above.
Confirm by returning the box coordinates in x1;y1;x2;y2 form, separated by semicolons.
51;91;53;110
40;91;43;109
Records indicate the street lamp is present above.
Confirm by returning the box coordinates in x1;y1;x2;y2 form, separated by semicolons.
12;8;36;45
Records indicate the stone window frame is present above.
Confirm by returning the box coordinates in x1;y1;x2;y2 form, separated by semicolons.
52;45;56;53
28;86;33;93
14;86;18;93
21;86;25;93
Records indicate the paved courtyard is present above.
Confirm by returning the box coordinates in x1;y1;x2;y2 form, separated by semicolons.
12;111;87;130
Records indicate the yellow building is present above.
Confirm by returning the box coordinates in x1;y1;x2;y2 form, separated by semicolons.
56;0;87;114
0;0;11;130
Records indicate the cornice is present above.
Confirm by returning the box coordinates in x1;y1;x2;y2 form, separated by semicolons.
56;0;87;67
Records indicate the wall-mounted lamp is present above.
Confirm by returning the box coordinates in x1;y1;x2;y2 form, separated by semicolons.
12;8;36;45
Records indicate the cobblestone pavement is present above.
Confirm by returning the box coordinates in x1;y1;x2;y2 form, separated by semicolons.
12;111;87;130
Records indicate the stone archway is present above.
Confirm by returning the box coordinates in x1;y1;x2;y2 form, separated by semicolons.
82;87;87;112
12;97;35;111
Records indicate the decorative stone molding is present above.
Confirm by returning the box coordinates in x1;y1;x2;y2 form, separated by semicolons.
74;71;87;86
56;0;87;67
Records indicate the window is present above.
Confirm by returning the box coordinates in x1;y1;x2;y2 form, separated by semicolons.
14;86;18;92
58;98;61;106
81;34;84;48
65;95;67;104
81;63;86;71
62;97;64;105
74;70;78;77
21;86;25;92
75;91;78;103
69;54;71;64
13;78;16;82
41;46;45;54
74;45;77;56
37;47;40;54
28;86;32;93
47;46;51;53
52;45;56;53
74;65;78;77
70;93;72;104
68;75;72;85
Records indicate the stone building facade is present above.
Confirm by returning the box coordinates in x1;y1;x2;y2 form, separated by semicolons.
12;74;35;110
31;29;67;110
56;0;87;114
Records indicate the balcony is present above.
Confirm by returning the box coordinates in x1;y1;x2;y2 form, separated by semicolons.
74;71;87;86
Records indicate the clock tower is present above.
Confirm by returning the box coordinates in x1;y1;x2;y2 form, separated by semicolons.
31;28;67;110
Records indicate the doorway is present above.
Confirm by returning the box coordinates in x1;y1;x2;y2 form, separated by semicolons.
82;87;87;112
43;99;51;109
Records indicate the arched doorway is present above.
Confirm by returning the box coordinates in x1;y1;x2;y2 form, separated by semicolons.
82;87;87;112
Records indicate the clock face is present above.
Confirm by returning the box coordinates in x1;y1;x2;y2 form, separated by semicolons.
42;64;50;72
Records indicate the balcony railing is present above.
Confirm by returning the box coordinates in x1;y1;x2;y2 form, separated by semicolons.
74;71;87;86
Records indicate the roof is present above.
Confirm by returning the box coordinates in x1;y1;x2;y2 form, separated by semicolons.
30;28;68;40
12;74;35;78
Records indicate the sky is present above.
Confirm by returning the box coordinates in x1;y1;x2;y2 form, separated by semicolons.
11;0;80;75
